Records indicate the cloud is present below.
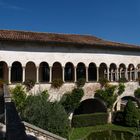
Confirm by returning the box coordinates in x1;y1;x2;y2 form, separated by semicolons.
0;1;24;11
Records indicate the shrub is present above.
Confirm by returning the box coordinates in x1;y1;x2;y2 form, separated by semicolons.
113;111;124;125
76;78;86;88
99;78;109;88
23;93;69;138
11;84;27;115
95;85;117;109
52;79;63;88
118;77;127;83
24;79;35;91
118;83;125;95
124;100;140;127
134;88;140;98
61;88;84;113
72;113;108;127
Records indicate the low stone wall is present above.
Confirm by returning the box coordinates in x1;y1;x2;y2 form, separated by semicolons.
23;121;67;140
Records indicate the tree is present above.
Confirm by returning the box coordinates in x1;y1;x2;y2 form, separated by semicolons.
11;84;27;115
124;100;140;127
134;88;140;99
23;91;70;138
95;83;125;123
60;88;84;114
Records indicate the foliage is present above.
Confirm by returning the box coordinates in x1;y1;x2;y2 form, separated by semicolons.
118;77;127;83
99;77;109;88
72;113;108;128
69;124;137;140
60;88;84;113
11;84;27;115
134;88;140;98
113;111;124;125
95;85;117;109
118;83;125;95
24;79;35;91
124;100;140;127
51;79;63;88
23;92;69;138
76;78;86;88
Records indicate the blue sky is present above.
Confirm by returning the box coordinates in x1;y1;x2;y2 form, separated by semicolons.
0;0;140;45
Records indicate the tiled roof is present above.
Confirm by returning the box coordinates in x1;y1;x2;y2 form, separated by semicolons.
0;30;140;50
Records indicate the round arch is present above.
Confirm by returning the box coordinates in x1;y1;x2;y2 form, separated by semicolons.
52;62;62;81
119;63;126;80
76;62;86;81
128;64;135;81
109;63;117;82
88;63;97;81
39;62;50;82
73;98;107;115
65;62;74;82
25;61;36;82
11;61;22;83
0;61;8;82
99;63;107;79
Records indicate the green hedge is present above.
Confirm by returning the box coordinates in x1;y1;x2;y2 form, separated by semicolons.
72;113;108;128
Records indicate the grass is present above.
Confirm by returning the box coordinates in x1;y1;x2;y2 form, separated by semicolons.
69;124;138;140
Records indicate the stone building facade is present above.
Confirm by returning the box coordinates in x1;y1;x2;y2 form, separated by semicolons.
0;30;140;112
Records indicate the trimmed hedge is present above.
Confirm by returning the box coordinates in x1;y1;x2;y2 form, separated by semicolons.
72;113;108;128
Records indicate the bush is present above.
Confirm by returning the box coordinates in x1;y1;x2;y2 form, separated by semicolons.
23;93;69;138
52;79;63;88
61;88;84;113
11;84;27;115
24;79;35;91
134;88;140;98
118;77;127;83
113;111;124;125
124;100;140;127
76;78;86;88
118;83;125;95
72;113;108;127
99;78;109;88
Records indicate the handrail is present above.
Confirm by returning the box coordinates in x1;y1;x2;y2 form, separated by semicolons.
23;121;67;140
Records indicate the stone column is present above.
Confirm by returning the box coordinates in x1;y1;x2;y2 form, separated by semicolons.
86;67;88;82
107;67;109;81
49;66;52;83
110;70;113;82
62;66;65;83
125;68;128;81
22;66;25;83
116;68;119;81
8;67;11;84
74;67;77;82
96;67;99;82
130;69;132;81
135;68;138;81
36;67;39;83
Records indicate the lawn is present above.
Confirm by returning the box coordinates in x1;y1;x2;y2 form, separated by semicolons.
69;124;138;140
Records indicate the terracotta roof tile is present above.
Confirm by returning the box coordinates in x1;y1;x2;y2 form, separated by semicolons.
0;30;140;50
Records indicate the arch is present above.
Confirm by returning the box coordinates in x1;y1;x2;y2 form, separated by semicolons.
25;62;36;82
109;63;117;82
0;61;8;82
88;63;97;81
76;62;86;81
119;63;126;79
39;62;50;82
137;64;140;79
128;64;135;81
121;96;139;110
52;62;62;81
73;98;107;115
99;63;107;79
11;61;22;83
65;62;74;82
